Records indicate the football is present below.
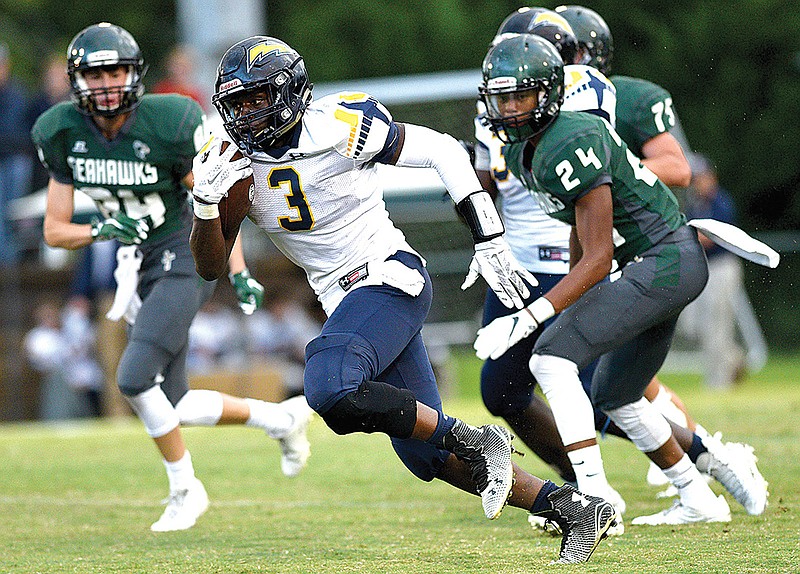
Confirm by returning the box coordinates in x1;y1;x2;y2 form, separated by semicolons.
218;140;255;238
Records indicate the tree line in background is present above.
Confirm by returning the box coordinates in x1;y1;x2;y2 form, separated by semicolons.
2;0;798;347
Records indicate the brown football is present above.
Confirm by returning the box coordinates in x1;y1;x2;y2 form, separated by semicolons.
218;140;255;239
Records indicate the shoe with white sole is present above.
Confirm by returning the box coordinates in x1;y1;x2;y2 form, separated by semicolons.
151;478;209;532
696;435;769;515
532;484;616;564
278;396;314;478
631;495;731;526
444;422;514;520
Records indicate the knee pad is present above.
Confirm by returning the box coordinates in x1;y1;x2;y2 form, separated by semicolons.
125;385;180;438
605;397;672;453
175;389;224;426
321;381;417;438
529;353;596;446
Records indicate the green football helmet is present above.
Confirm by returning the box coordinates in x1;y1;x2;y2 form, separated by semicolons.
554;5;613;74
67;22;147;117
480;34;564;143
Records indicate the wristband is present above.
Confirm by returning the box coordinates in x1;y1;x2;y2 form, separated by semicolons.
456;190;505;242
193;201;220;220
527;297;556;324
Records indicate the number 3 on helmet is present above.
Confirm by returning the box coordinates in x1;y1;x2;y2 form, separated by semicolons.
212;36;313;154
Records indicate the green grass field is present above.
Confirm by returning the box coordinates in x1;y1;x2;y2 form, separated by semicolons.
1;351;798;573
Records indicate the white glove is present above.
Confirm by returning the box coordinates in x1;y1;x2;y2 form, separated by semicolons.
192;137;253;206
474;298;555;360
461;236;538;309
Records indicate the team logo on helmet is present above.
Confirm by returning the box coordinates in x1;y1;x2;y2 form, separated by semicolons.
531;11;574;34
247;42;293;72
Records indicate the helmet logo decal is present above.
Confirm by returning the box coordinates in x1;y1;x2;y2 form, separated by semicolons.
247;42;292;72
219;78;242;92
86;50;119;64
487;77;518;90
531;13;574;34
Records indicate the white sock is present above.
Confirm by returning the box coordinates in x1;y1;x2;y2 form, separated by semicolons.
245;398;294;438
567;444;610;496
662;453;717;508
164;450;196;492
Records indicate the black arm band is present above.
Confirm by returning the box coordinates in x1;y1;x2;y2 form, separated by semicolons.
456;190;505;242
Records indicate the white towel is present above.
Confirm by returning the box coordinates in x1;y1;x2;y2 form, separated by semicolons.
106;245;143;324
688;219;780;268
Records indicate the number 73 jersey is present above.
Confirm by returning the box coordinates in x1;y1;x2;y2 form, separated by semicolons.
505;110;686;267
244;92;412;314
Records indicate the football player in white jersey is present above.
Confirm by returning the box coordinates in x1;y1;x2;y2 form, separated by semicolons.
473;8;626;527
189;36;617;564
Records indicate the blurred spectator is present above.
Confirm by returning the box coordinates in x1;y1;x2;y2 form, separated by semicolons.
24;297;104;418
244;289;321;398
28;53;71;192
679;153;756;389
188;300;247;374
0;43;35;265
152;45;208;110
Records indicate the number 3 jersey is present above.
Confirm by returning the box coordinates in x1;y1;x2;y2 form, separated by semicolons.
31;94;207;242
241;92;415;315
504;111;685;267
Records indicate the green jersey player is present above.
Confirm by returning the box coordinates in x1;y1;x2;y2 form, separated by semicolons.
31;23;314;533
473;34;749;526
556;4;769;513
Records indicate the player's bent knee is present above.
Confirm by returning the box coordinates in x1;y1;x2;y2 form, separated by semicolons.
321;381;417;438
391;436;450;482
117;340;169;398
303;332;379;412
605;397;672;453
125;385;180;438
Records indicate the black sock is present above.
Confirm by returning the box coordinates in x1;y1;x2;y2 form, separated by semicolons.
686;433;707;464
530;480;559;514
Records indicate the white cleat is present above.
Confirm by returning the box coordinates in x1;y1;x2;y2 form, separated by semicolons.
697;435;769;515
528;512;562;536
632;495;731;526
150;478;209;532
278;395;314;478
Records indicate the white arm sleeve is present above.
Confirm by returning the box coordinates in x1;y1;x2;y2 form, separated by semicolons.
395;123;481;204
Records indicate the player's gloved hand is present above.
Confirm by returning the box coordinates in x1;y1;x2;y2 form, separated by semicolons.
461;236;538;309
91;213;149;245
192;137;253;207
229;268;264;315
473;298;555;360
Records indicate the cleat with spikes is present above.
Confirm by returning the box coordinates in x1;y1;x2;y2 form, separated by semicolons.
444;422;515;519
696;434;769;515
532;484;616;564
150;478;209;532
631;495;731;526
